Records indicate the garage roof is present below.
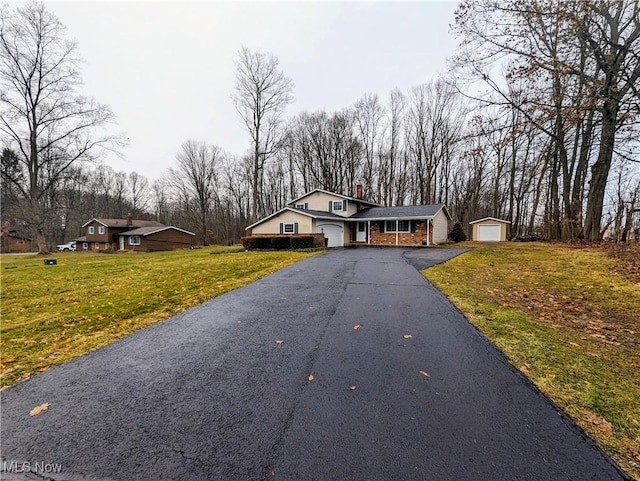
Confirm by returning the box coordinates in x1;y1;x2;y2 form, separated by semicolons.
469;217;511;224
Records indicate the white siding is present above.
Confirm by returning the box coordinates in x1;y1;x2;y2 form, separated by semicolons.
432;210;449;244
290;191;353;217
250;211;313;234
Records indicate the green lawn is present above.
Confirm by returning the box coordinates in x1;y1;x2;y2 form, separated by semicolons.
425;242;640;480
1;247;317;387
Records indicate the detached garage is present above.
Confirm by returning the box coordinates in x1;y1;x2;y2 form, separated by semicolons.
470;217;510;242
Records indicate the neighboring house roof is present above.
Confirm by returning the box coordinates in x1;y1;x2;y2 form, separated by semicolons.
469;217;511;225
81;218;165;228
351;204;451;220
0;231;31;241
119;226;196;237
288;188;380;207
245;206;347;231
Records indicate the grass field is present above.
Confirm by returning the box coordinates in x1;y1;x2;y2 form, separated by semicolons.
1;247;318;387
425;242;640;479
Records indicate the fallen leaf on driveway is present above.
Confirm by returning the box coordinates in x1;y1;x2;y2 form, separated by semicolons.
275;340;284;344
308;374;314;381
403;334;412;339
353;325;361;330
418;370;430;378
349;385;357;390
30;403;50;416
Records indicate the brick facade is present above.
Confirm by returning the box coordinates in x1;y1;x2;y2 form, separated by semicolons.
368;220;433;246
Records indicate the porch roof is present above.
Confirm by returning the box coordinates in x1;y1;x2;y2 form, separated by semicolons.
351;204;450;220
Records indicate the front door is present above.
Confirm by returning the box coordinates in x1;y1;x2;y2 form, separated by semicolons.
119;236;125;250
356;222;367;242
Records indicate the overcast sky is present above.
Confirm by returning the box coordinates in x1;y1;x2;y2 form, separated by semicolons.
47;1;460;181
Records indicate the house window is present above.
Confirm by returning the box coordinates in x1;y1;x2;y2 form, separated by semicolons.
94;242;100;250
295;203;306;210
129;236;141;245
98;226;105;234
82;243;88;250
283;223;295;234
332;201;343;211
385;220;410;233
88;226;95;234
105;243;111;250
17;240;24;245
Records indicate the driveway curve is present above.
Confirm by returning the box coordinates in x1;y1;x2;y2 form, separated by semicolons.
0;248;628;480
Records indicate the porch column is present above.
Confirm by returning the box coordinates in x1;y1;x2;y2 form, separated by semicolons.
367;220;370;245
395;219;399;246
427;219;430;246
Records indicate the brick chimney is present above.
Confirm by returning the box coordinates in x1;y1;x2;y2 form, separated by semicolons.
126;214;133;227
356;184;363;199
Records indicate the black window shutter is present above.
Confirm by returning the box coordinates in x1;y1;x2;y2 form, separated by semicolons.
279;223;284;234
329;201;333;212
380;221;385;233
411;221;416;233
304;203;308;210
343;200;347;211
294;222;299;234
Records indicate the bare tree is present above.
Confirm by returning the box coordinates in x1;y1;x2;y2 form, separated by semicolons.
452;0;640;240
232;46;294;221
127;171;150;217
579;0;640;240
354;93;385;202
168;140;222;246
0;2;124;253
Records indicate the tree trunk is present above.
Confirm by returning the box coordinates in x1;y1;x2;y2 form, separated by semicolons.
584;99;619;241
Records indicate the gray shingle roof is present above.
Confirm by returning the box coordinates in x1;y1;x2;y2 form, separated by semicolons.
351;204;447;219
290;207;346;219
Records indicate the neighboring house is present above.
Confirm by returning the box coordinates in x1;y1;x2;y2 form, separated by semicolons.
469;217;511;242
246;187;451;247
0;229;33;253
78;217;195;252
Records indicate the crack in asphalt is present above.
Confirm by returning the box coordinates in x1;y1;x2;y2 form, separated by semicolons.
260;262;355;481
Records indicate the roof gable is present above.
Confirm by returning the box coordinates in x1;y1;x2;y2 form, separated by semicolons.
245;206;346;230
469;217;511;225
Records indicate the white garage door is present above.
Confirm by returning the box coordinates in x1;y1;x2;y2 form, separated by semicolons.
478;224;501;241
316;223;344;247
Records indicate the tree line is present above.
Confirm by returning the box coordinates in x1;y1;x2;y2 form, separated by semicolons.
2;1;639;253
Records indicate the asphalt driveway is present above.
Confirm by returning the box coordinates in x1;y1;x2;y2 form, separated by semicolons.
0;248;628;480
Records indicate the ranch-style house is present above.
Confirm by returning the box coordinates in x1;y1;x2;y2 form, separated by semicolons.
77;216;195;252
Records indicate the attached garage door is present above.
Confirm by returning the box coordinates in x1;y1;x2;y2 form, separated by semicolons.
477;224;501;242
316;223;344;247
